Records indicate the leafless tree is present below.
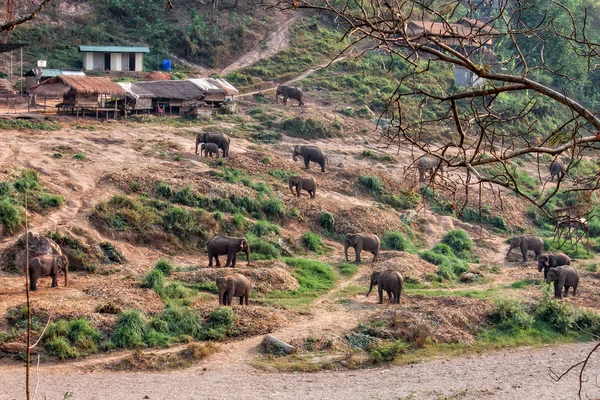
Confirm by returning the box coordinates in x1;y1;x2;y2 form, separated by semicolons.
270;0;600;217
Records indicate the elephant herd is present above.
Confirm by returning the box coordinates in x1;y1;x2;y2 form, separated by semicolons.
506;235;579;299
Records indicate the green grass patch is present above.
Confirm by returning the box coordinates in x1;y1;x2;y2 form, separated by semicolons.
381;231;415;252
405;288;496;299
302;232;323;253
509;279;541;289
337;262;358;277
43;318;103;359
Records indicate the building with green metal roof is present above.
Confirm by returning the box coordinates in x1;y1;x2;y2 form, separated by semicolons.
78;45;150;72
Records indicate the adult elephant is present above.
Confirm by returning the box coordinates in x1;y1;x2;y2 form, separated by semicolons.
29;254;69;291
207;236;251;268
546;266;579;299
344;233;380;263
276;85;304;106
366;270;404;304
549;160;565;182
216;273;251;305
289;176;317;198
293;145;327;172
416;157;444;182
538;252;571;279
195;132;230;157
506;235;544;262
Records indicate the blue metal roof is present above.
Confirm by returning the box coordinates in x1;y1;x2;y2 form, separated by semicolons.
78;45;150;53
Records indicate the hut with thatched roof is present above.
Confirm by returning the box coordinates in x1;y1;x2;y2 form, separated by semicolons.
133;80;205;115
31;75;126;118
117;82;154;113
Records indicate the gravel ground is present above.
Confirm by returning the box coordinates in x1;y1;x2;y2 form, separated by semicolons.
2;342;600;400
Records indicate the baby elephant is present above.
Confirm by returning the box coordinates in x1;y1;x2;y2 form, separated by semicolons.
201;142;220;158
288;176;317;199
538;252;571;279
216;273;251;305
366;270;404;304
29;254;69;291
546;265;579;299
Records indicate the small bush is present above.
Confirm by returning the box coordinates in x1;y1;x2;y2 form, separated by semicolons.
157;305;204;339
535;286;577;333
112;310;149;348
73;153;87;161
359;175;384;194
381;231;413;252
381;190;421;210
0;198;23;233
99;242;127;264
489;299;533;331
157;182;172;198
141;269;165;293
441;230;472;258
36;193;64;208
338;262;358;276
14;169;41;192
262;198;285;217
155;259;174;276
369;340;408;364
246;232;280;260
319;212;335;235
45;336;79;359
171;186;197;207
251;220;281;237
233;213;247;228
302;232;323;252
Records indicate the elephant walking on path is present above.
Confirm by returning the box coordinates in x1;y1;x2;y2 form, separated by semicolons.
276;85;304;106
546;266;579;298
196;132;231;157
366;270;404;304
344;233;380;263
506;235;544;262
289;176;317;198
29;254;69;291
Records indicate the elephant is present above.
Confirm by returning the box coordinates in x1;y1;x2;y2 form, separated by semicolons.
549;160;565;182
292;145;327;172
276;85;304;106
200;142;220;158
344;233;380;263
538;252;571;279
546;265;579;299
366;270;404;304
29;254;68;291
195;132;230;157
216;273;251;305
207;236;251;268
289;176;317;199
417;157;445;182
506;235;544;262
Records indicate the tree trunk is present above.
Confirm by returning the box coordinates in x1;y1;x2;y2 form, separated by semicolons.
211;0;218;24
264;334;295;354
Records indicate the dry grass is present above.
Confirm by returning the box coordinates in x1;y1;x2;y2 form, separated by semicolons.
108;342;220;371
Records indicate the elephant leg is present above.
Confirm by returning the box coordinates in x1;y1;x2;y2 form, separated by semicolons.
387;290;392;303
521;248;527;262
51;265;58;287
304;157;310;170
355;244;363;263
310;189;315;198
296;183;302;198
227;286;234;305
378;286;383;304
563;285;570;297
245;288;249;305
371;251;378;263
219;290;225;305
239;296;243;305
215;256;221;267
225;252;234;268
208;253;213;267
573;282;578;296
320;159;325;173
29;270;37;291
231;253;237;268
555;281;564;298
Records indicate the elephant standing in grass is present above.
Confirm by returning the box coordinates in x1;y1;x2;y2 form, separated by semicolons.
546;266;579;298
289;176;317;198
549;161;565;182
344;233;380;263
366;270;404;304
196;132;231;157
293;145;327;172
201;142;220;158
538;252;571;279
216;273;251;305
417;157;445;182
207;236;251;268
506;235;544;262
276;85;304;106
29;254;68;291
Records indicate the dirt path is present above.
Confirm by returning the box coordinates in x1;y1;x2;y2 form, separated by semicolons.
1;341;598;399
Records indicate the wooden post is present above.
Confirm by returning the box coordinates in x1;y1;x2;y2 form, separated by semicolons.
263;334;295;354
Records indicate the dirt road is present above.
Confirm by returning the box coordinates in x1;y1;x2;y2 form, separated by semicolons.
1;341;598;399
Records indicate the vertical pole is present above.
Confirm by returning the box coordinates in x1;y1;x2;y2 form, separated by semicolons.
24;193;30;400
20;46;22;95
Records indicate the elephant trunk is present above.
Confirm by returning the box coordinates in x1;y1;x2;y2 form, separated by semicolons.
195;138;201;155
64;262;68;287
245;247;251;266
505;245;514;258
366;279;375;297
289;181;295;196
344;241;350;262
293;152;298;162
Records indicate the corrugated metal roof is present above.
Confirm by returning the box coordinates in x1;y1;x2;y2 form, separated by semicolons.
188;78;238;96
31;76;126;97
135;80;204;100
24;69;86;77
118;82;155;99
78;45;150;53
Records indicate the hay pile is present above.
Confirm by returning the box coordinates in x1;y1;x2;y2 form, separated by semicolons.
372;253;438;279
83;286;164;314
176;260;299;293
324;207;405;236
373;295;492;345
196;304;293;337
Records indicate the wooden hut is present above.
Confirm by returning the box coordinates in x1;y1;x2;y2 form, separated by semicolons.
188;78;238;105
30;75;126;119
134;80;204;115
118;82;154;113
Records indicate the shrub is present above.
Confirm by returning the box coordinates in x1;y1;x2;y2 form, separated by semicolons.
13;169;41;192
285;258;335;293
155;259;174;276
73;153;87;160
302;232;323;252
157;305;204;338
141;269;165;293
36;193;64;208
489;299;533;331
0;181;11;197
369;340;408;364
280;117;336;138
99;242;127;264
381;231;413;252
319;212;335;235
262;198;285;217
381;190;421;210
44;318;102;358
359;175;384;194
233;213;246;228
535;285;577;333
0;198;23;234
157;182;173;198
171;186;197;207
45;336;79;359
338;262;358;276
251;219;280;237
112;310;149;348
441;230;472;257
246;232;280;260
198;307;234;340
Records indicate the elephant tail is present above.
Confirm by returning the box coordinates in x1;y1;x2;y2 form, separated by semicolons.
204;235;218;248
